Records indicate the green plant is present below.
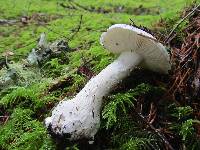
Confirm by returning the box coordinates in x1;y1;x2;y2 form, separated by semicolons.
0;108;55;150
0;80;56;112
111;115;162;150
120;137;160;150
102;91;134;129
180;119;194;141
180;119;200;140
102;83;156;129
171;106;193;120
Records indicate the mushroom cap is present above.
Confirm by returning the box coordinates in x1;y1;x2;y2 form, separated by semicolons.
100;24;171;74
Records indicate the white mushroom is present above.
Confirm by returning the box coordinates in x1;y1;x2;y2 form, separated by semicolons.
45;24;171;141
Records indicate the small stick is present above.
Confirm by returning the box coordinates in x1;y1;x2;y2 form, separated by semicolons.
4;116;9;125
165;4;200;44
71;1;93;12
135;111;175;150
0;116;9;125
0;19;18;25
0;116;8;118
173;69;192;94
42;26;69;40
69;14;83;41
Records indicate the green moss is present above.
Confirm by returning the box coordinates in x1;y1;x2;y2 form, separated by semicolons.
0;108;55;150
69;74;87;94
0;80;57;114
0;0;193;57
171;106;193;120
1;87;39;109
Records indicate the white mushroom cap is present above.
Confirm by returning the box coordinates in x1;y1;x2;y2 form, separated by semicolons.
100;24;171;74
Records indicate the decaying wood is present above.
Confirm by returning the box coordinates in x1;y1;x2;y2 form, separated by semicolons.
0;19;18;25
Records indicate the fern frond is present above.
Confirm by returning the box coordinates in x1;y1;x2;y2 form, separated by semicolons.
102;91;135;129
102;83;154;129
120;137;160;150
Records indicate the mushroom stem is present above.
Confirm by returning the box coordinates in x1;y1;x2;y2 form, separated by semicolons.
45;51;142;140
77;51;142;107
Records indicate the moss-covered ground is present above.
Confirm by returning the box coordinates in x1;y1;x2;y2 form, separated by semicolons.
0;0;199;149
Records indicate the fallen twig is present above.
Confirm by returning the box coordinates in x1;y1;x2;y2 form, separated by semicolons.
165;4;200;44
68;14;83;41
0;19;18;25
134;110;175;150
0;115;9;125
41;25;69;40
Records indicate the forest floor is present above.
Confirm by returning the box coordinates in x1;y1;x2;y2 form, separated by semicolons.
0;0;200;150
